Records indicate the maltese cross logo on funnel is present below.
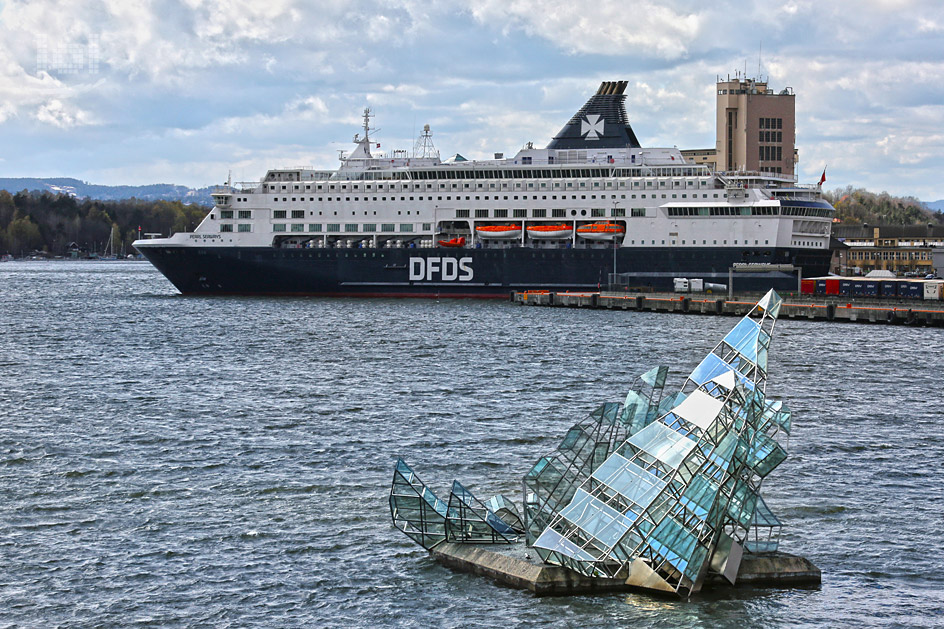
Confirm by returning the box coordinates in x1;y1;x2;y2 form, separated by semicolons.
581;114;604;140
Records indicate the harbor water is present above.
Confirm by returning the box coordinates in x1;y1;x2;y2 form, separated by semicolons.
1;261;943;627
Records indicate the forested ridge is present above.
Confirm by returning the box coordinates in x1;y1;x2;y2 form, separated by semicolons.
825;186;944;226
0;190;208;257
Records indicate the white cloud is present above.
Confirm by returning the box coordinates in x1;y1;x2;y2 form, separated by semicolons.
1;0;944;200
34;98;94;128
468;1;702;59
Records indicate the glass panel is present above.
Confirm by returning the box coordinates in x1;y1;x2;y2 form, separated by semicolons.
627;422;696;469
722;317;761;362
671;389;724;430
533;528;598;562
591;453;666;510
558;489;636;548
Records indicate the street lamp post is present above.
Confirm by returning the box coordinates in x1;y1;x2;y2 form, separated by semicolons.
612;201;620;290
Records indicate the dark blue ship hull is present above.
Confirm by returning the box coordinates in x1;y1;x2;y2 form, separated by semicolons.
137;244;832;297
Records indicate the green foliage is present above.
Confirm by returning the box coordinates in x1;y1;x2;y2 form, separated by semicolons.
825;186;944;226
0;190;210;256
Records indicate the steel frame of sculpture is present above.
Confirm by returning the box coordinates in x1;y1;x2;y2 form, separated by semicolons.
522;367;670;544
390;459;523;550
532;290;791;596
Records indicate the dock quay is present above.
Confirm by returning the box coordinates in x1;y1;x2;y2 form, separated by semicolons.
430;542;821;597
512;290;944;326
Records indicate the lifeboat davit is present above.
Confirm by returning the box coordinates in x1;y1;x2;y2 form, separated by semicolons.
475;224;522;239
576;222;626;241
438;236;466;248
526;224;573;239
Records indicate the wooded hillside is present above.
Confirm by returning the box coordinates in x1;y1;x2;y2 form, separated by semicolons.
0;190;208;256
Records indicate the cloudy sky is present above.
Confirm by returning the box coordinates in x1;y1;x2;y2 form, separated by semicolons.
1;0;943;200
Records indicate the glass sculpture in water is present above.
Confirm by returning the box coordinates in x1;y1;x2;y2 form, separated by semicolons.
389;290;792;598
533;290;790;596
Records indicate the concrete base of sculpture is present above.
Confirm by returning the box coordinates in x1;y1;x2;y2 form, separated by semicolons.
430;542;820;597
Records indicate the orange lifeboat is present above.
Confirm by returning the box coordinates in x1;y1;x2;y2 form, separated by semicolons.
475;224;522;240
575;222;626;241
526;224;573;239
438;236;466;248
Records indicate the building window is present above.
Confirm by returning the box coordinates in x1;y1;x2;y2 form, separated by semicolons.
220;224;233;232
273;224;286;232
400;223;414;232
291;223;304;232
291;210;305;219
326;223;340;232
238;210;252;219
533;209;547;217
344;224;358;232
308;224;322;232
591;208;605;217
456;209;470;218
381;223;395;232
494;209;508;218
237;224;251;233
273;210;287;219
422;223;432;231
220;210;234;219
475;209;489;218
513;209;527;218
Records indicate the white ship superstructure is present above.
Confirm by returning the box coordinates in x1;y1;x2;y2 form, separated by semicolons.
134;81;834;296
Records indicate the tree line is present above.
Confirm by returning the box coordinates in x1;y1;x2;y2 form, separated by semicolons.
0;190;209;257
824;186;944;226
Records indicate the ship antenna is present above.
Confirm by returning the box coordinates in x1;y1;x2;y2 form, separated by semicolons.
413;123;437;159
362;107;373;142
758;41;763;78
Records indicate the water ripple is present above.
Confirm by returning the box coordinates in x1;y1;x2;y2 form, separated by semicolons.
1;261;943;627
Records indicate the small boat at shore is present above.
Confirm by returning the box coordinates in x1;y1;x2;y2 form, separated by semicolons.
476;225;522;240
576;222;626;240
526;224;573;239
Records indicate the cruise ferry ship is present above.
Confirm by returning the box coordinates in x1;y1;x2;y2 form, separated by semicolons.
133;81;834;296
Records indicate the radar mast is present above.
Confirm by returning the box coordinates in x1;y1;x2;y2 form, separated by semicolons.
413;124;438;159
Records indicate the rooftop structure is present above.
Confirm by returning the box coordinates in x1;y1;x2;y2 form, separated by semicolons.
682;74;797;176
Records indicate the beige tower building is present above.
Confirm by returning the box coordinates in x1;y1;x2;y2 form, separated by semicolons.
716;76;795;174
683;75;796;175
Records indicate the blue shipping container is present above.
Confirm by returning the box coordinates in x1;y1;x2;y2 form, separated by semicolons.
839;279;853;296
878;280;899;298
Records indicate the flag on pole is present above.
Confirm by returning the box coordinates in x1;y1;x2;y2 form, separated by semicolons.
819;167;827;186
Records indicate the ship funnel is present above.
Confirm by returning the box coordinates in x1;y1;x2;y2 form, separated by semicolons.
546;80;640;150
